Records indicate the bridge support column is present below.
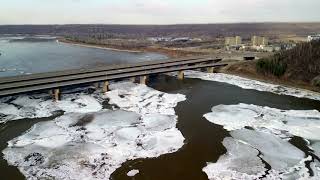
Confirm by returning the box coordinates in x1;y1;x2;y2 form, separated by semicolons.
130;77;136;83
178;71;184;80
207;67;214;73
53;89;60;102
140;76;147;84
103;81;110;93
93;82;100;88
48;90;53;96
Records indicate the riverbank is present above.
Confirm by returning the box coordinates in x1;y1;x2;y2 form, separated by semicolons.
58;39;143;53
59;38;207;58
60;38;320;94
221;60;320;93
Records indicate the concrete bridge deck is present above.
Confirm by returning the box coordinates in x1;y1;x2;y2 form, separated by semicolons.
0;56;227;99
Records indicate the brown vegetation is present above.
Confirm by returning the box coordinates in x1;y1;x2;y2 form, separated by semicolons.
224;41;320;92
1;23;320;39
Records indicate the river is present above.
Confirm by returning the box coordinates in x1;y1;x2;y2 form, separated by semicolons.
0;35;167;77
0;36;320;180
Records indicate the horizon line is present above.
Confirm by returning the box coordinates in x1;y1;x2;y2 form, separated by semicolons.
1;21;320;26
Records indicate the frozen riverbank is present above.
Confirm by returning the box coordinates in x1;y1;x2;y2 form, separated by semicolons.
184;71;320;101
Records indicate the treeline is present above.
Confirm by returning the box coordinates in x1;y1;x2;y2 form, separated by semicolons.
1;23;320;38
256;40;320;83
64;35;152;49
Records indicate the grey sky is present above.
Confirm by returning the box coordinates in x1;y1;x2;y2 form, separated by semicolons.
0;0;319;24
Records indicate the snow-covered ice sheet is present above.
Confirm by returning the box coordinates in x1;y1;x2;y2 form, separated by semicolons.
3;82;186;180
203;103;320;179
203;137;266;179
183;71;320;101
0;93;103;123
204;129;312;180
204;103;320;140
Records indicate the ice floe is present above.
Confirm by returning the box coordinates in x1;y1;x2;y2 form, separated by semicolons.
105;81;185;116
231;129;305;170
203;137;266;179
183;71;320;101
3;82;186;179
203;104;320;179
0;92;103;123
127;169;139;177
204;129;312;180
204;103;320;140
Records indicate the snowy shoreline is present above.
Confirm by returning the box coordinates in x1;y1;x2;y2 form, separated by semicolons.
184;71;320;101
59;40;143;53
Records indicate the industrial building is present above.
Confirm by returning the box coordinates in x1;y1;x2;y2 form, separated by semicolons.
307;35;320;42
252;36;268;46
225;36;242;46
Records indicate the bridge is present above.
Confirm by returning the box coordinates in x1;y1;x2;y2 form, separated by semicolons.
0;56;227;101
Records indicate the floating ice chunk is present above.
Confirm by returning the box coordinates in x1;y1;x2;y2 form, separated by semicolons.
3;82;186;180
204;103;320;140
105;82;186;116
204;104;261;131
311;142;320;158
184;71;320;101
143;114;176;131
56;95;102;113
230;129;305;170
203;137;266;180
203;130;309;180
0;92;103;123
8;121;71;148
127;169;139;177
310;159;320;179
3;110;184;180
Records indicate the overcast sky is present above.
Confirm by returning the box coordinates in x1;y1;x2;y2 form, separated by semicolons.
1;0;320;25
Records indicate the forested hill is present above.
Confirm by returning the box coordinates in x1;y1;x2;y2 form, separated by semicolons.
257;40;320;87
1;23;320;38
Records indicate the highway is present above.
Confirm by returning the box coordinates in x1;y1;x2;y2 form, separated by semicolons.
0;56;226;97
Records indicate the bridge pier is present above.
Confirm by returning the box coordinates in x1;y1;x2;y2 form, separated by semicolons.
140;76;147;84
102;81;110;92
207;67;214;73
130;77;136;83
53;88;60;102
93;82;100;88
178;70;184;80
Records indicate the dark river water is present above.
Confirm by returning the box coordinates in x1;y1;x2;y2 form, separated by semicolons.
1;75;319;180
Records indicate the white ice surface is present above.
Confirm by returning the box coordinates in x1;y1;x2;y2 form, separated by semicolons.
203;137;266;180
3;82;186;180
203;103;320;179
127;169;139;177
204;103;320;140
204;130;311;180
230;129;305;171
0;93;103;123
184;71;320;101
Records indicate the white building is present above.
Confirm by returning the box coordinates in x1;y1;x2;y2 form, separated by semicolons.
307;35;320;42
